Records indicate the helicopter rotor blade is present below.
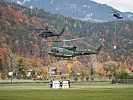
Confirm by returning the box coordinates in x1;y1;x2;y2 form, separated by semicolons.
62;37;89;42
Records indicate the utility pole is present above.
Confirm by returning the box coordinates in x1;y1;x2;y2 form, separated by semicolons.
10;56;14;84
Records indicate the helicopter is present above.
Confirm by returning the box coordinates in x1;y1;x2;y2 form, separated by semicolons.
109;10;123;19
48;44;103;59
38;27;65;38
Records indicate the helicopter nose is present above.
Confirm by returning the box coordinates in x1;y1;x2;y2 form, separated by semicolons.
48;51;51;55
48;51;53;55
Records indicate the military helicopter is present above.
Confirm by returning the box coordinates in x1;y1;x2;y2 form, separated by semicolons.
48;37;103;59
109;10;123;19
37;27;65;38
48;44;103;59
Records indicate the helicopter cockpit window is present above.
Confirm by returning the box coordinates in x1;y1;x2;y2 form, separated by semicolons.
58;48;63;52
51;49;56;53
56;50;59;53
51;49;54;52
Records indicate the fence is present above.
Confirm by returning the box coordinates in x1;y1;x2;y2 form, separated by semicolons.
115;79;133;84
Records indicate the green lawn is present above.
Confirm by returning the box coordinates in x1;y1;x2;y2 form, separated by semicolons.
0;83;133;100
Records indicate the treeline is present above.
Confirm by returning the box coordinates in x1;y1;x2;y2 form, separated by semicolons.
0;1;132;80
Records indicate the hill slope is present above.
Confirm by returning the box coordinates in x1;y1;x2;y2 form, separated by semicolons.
0;1;132;78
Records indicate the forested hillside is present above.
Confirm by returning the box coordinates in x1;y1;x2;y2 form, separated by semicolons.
0;1;132;80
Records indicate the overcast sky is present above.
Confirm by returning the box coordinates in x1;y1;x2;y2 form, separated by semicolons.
91;0;133;13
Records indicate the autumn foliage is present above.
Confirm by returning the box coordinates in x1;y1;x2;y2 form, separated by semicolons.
0;1;132;80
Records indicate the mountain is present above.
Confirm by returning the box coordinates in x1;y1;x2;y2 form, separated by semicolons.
0;0;132;64
5;0;133;22
0;1;132;80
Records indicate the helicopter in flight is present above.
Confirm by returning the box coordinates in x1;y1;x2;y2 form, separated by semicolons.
47;37;103;59
37;27;65;38
48;44;103;59
109;10;123;19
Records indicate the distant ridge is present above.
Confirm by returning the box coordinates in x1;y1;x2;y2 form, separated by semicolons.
5;0;133;22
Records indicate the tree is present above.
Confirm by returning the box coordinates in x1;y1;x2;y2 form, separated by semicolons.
103;61;119;78
66;63;73;74
0;58;2;71
16;57;27;79
71;61;85;81
31;70;36;78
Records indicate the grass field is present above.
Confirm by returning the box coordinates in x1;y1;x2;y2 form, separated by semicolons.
0;82;133;100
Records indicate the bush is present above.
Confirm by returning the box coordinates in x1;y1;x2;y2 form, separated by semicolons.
86;77;89;81
74;77;78;81
118;72;133;79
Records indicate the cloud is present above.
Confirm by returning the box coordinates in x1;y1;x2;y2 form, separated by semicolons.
16;0;23;5
91;0;133;13
16;0;31;5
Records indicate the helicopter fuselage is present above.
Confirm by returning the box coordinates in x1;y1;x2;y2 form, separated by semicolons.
48;45;103;58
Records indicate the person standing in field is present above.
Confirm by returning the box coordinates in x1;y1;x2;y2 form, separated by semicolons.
59;81;63;88
68;80;70;88
50;79;53;88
